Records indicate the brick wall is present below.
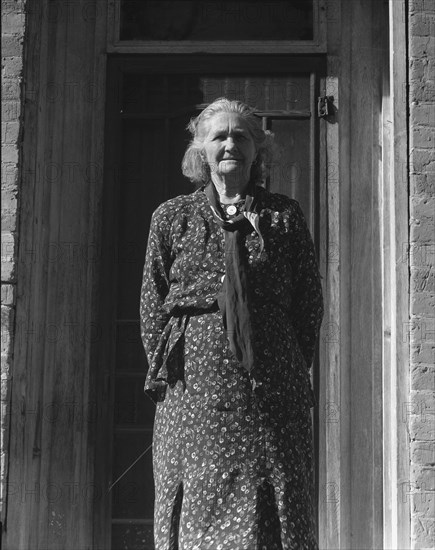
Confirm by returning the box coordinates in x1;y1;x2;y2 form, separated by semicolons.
1;0;26;522
408;1;435;548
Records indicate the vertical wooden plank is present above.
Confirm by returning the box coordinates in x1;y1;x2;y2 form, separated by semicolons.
107;0;119;48
317;0;328;50
337;6;353;547
322;0;388;546
310;72;317;230
349;0;373;543
318;60;344;550
372;6;388;549
5;1;109;548
382;1;411;548
382;31;395;550
4;2;50;547
318;1;349;547
92;56;120;550
346;0;386;547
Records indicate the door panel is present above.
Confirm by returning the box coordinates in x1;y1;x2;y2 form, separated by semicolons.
271;118;311;212
108;63;320;549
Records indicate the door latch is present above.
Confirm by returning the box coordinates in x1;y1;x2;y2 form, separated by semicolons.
318;95;334;118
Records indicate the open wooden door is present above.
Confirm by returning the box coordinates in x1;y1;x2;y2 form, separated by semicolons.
101;55;324;549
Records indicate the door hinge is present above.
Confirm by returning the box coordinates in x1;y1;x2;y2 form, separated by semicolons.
318;95;334;118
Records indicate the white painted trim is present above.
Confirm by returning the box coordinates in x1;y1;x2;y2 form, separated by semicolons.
382;1;410;548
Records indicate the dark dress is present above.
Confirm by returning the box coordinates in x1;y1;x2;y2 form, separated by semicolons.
140;185;324;550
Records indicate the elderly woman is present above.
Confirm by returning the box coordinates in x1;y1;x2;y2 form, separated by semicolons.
140;98;323;549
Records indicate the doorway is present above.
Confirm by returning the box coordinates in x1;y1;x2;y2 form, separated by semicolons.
101;55;324;549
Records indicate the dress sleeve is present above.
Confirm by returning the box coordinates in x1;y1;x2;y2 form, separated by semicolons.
290;201;324;369
139;205;173;370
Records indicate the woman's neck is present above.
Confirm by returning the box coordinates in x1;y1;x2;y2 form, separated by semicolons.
211;175;248;204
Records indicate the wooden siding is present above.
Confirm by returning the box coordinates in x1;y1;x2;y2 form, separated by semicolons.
4;1;108;548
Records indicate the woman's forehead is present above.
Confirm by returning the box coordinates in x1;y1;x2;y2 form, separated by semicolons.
201;112;250;135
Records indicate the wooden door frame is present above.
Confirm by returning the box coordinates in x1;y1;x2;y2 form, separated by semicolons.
317;1;410;548
318;0;388;547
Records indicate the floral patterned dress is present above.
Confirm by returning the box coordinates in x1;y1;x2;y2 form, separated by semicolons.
140;185;324;550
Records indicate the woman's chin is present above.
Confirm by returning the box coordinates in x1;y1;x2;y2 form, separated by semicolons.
218;162;248;178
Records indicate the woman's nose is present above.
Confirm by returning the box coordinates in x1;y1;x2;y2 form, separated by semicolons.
224;137;236;149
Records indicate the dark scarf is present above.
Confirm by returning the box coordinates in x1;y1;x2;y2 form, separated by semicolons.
204;182;259;385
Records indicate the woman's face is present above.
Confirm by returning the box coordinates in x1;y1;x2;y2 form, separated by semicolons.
201;112;257;182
